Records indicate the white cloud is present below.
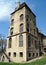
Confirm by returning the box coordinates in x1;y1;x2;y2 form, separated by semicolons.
0;0;36;22
0;0;18;21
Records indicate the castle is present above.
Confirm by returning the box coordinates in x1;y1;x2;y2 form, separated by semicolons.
0;2;46;62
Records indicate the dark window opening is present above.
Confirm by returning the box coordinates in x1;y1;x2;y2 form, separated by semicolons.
20;52;23;57
8;38;12;48
44;48;46;52
13;52;16;57
8;52;11;57
20;14;24;21
11;19;14;26
20;24;23;33
10;27;13;35
28;53;31;57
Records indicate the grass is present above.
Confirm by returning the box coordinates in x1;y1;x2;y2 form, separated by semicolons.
0;56;46;65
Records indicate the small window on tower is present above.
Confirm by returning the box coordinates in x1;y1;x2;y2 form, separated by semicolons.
20;14;24;21
26;15;29;22
20;24;23;33
11;19;14;26
10;27;13;35
8;38;12;48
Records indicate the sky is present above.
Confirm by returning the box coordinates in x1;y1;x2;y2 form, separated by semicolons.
0;0;46;38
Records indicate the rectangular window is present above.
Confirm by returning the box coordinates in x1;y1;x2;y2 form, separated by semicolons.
20;52;23;57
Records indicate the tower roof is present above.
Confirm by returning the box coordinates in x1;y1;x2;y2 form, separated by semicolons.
11;2;36;17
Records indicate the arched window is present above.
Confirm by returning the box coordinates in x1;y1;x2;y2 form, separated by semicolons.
10;27;13;35
20;24;23;33
11;19;14;26
8;38;12;48
19;35;23;47
20;14;24;21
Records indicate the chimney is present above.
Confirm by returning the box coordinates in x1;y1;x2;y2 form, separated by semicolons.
15;1;20;10
17;2;20;8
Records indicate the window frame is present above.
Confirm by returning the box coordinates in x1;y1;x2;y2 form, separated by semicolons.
11;19;14;26
20;14;24;21
19;52;23;57
19;35;23;47
20;23;23;33
13;52;16;57
10;27;13;35
8;52;11;57
8;38;12;48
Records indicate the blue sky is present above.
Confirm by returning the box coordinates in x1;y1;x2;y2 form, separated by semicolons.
0;0;46;38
